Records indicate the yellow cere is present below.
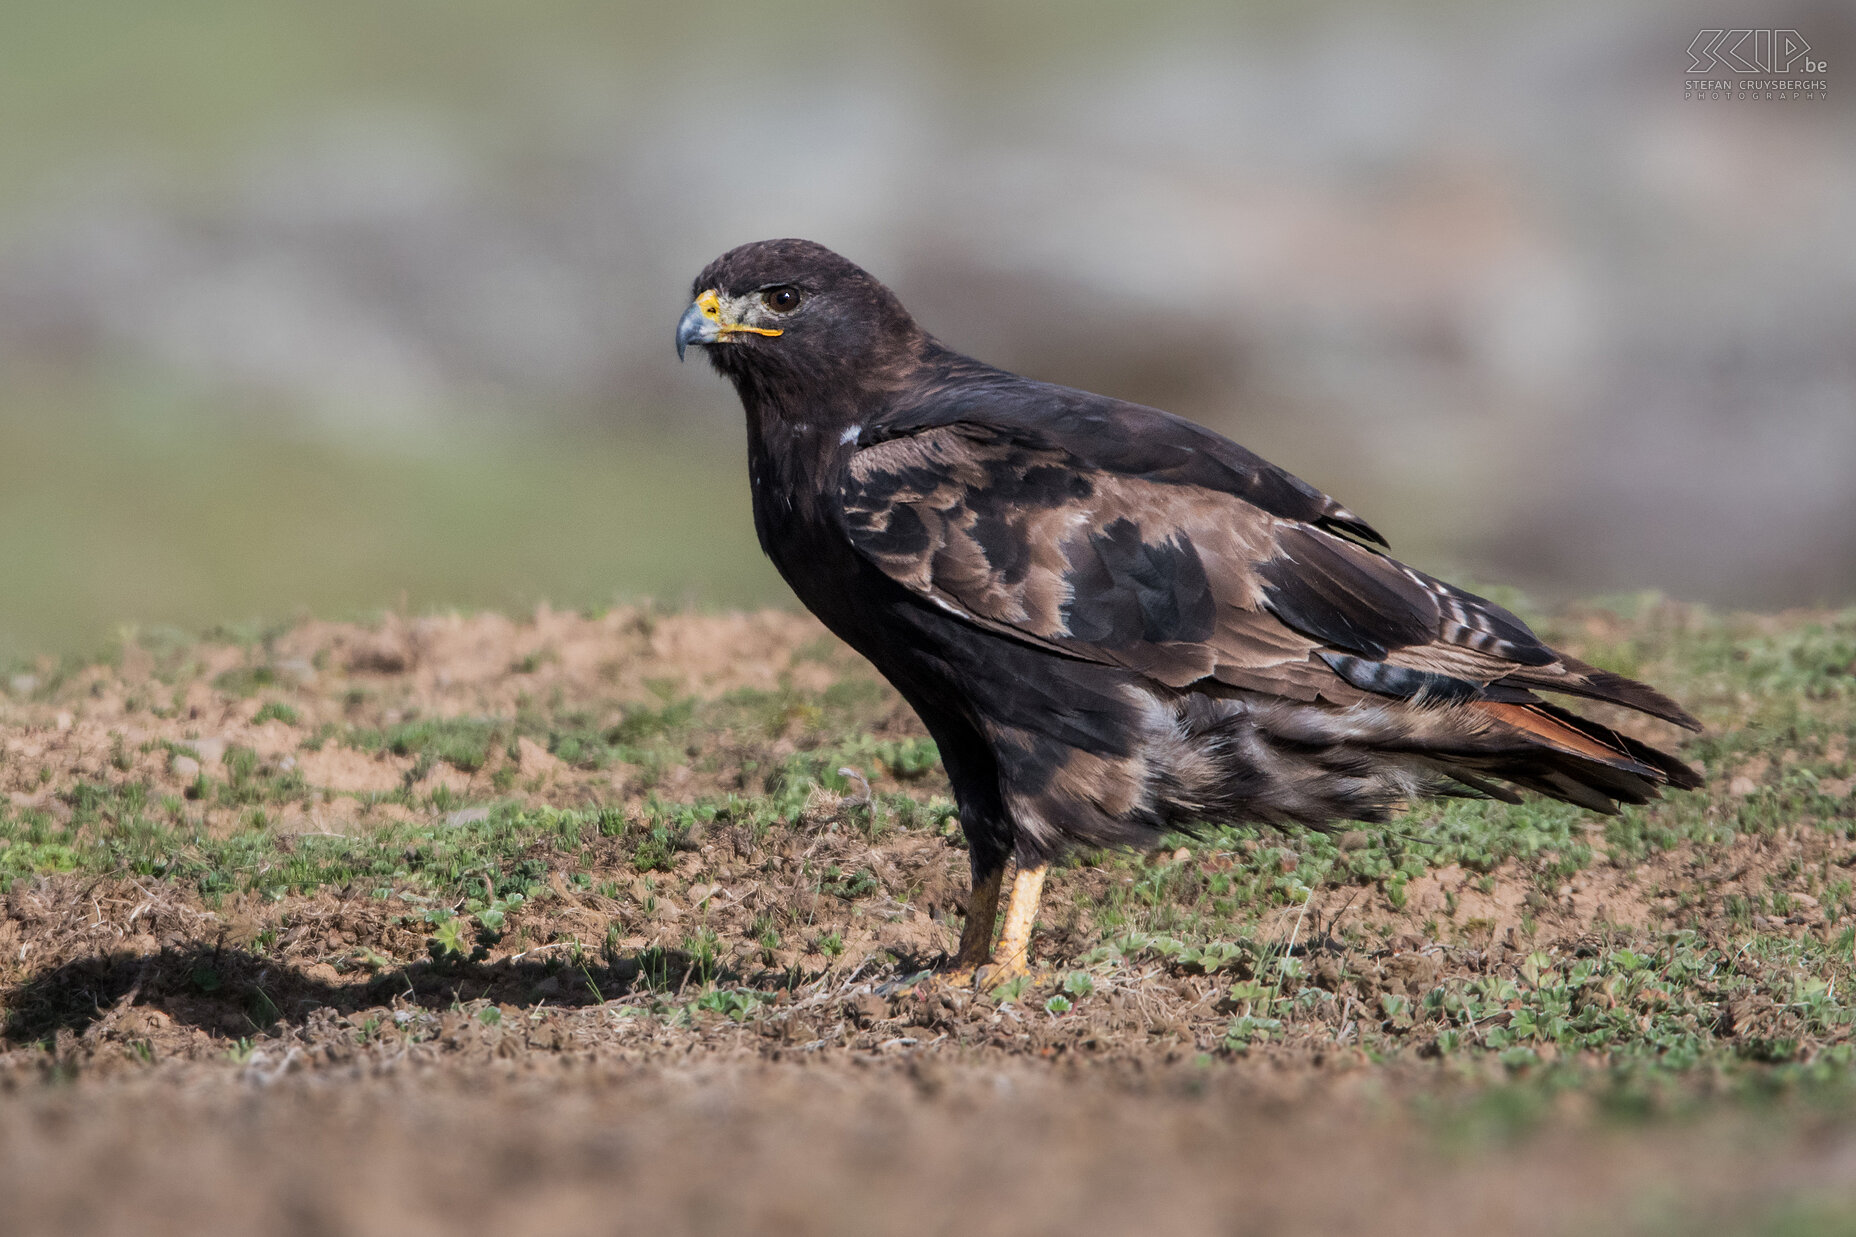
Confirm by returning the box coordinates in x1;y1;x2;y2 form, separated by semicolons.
695;288;782;338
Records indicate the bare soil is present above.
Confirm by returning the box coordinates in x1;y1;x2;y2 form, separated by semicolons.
2;606;1854;1235
6;1059;1856;1237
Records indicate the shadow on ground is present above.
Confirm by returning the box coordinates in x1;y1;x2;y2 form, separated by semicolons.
1;939;954;1044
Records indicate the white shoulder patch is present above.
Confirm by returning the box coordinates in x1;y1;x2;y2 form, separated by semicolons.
840;425;861;445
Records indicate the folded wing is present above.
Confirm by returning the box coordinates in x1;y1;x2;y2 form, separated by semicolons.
842;418;1699;805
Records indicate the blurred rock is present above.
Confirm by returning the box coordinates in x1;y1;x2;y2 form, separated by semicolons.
182;738;225;765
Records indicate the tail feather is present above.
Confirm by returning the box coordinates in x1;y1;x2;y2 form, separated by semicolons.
1515;769;1628;815
1149;685;1701;838
1469;701;1659;776
1452;698;1699;815
1415;760;1525;804
1432;748;1657;816
1526;699;1704;790
1502;658;1702;731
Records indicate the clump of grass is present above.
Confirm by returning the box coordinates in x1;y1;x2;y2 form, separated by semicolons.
252;701;300;726
212;664;281;697
346;717;504;772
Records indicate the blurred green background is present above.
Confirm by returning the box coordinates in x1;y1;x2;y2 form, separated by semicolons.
1;1;1851;662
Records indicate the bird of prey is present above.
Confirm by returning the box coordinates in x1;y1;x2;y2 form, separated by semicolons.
676;238;1700;984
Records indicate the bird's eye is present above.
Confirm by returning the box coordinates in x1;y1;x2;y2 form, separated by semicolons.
761;286;803;313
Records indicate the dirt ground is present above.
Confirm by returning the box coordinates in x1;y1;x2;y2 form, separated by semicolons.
3;605;1856;1235
6;1059;1856;1237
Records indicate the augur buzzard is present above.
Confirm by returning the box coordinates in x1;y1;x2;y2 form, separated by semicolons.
676;238;1699;984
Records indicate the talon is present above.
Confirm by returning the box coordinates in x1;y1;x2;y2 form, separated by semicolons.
974;960;1030;989
937;966;979;989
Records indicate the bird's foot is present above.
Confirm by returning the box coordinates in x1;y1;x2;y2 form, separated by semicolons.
898;957;1048;998
972;959;1031;991
901;953;1011;991
920;953;989;990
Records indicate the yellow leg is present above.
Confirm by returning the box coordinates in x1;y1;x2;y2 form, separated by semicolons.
943;861;1004;978
980;863;1047;982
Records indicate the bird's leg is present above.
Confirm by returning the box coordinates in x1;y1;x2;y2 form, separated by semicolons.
944;858;1005;979
977;863;1047;984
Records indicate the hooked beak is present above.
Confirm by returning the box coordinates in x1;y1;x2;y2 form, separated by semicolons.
675;299;713;362
676;289;781;361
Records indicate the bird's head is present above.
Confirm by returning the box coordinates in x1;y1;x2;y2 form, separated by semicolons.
676;239;922;394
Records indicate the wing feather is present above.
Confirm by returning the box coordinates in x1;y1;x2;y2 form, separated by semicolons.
842;420;1698;733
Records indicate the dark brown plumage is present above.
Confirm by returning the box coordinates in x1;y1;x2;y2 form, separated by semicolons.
676;238;1700;980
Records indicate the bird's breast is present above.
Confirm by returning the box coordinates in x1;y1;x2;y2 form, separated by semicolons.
746;442;857;598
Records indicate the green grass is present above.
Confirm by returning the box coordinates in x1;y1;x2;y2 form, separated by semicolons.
345;718;508;775
0;671;950;899
1715;1200;1856;1237
0;1;1289;225
2;602;1854;1094
0;401;785;662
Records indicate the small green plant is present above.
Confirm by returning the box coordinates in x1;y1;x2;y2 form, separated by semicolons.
347;717;504;773
213;664;279;697
253;701;300;726
1223;1015;1282;1048
692;988;765;1023
631;825;678;873
636;945;673;991
684;927;722;986
821;865;879;899
988;975;1030;1004
474;891;525;934
429;917;473;959
509;650;553;674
